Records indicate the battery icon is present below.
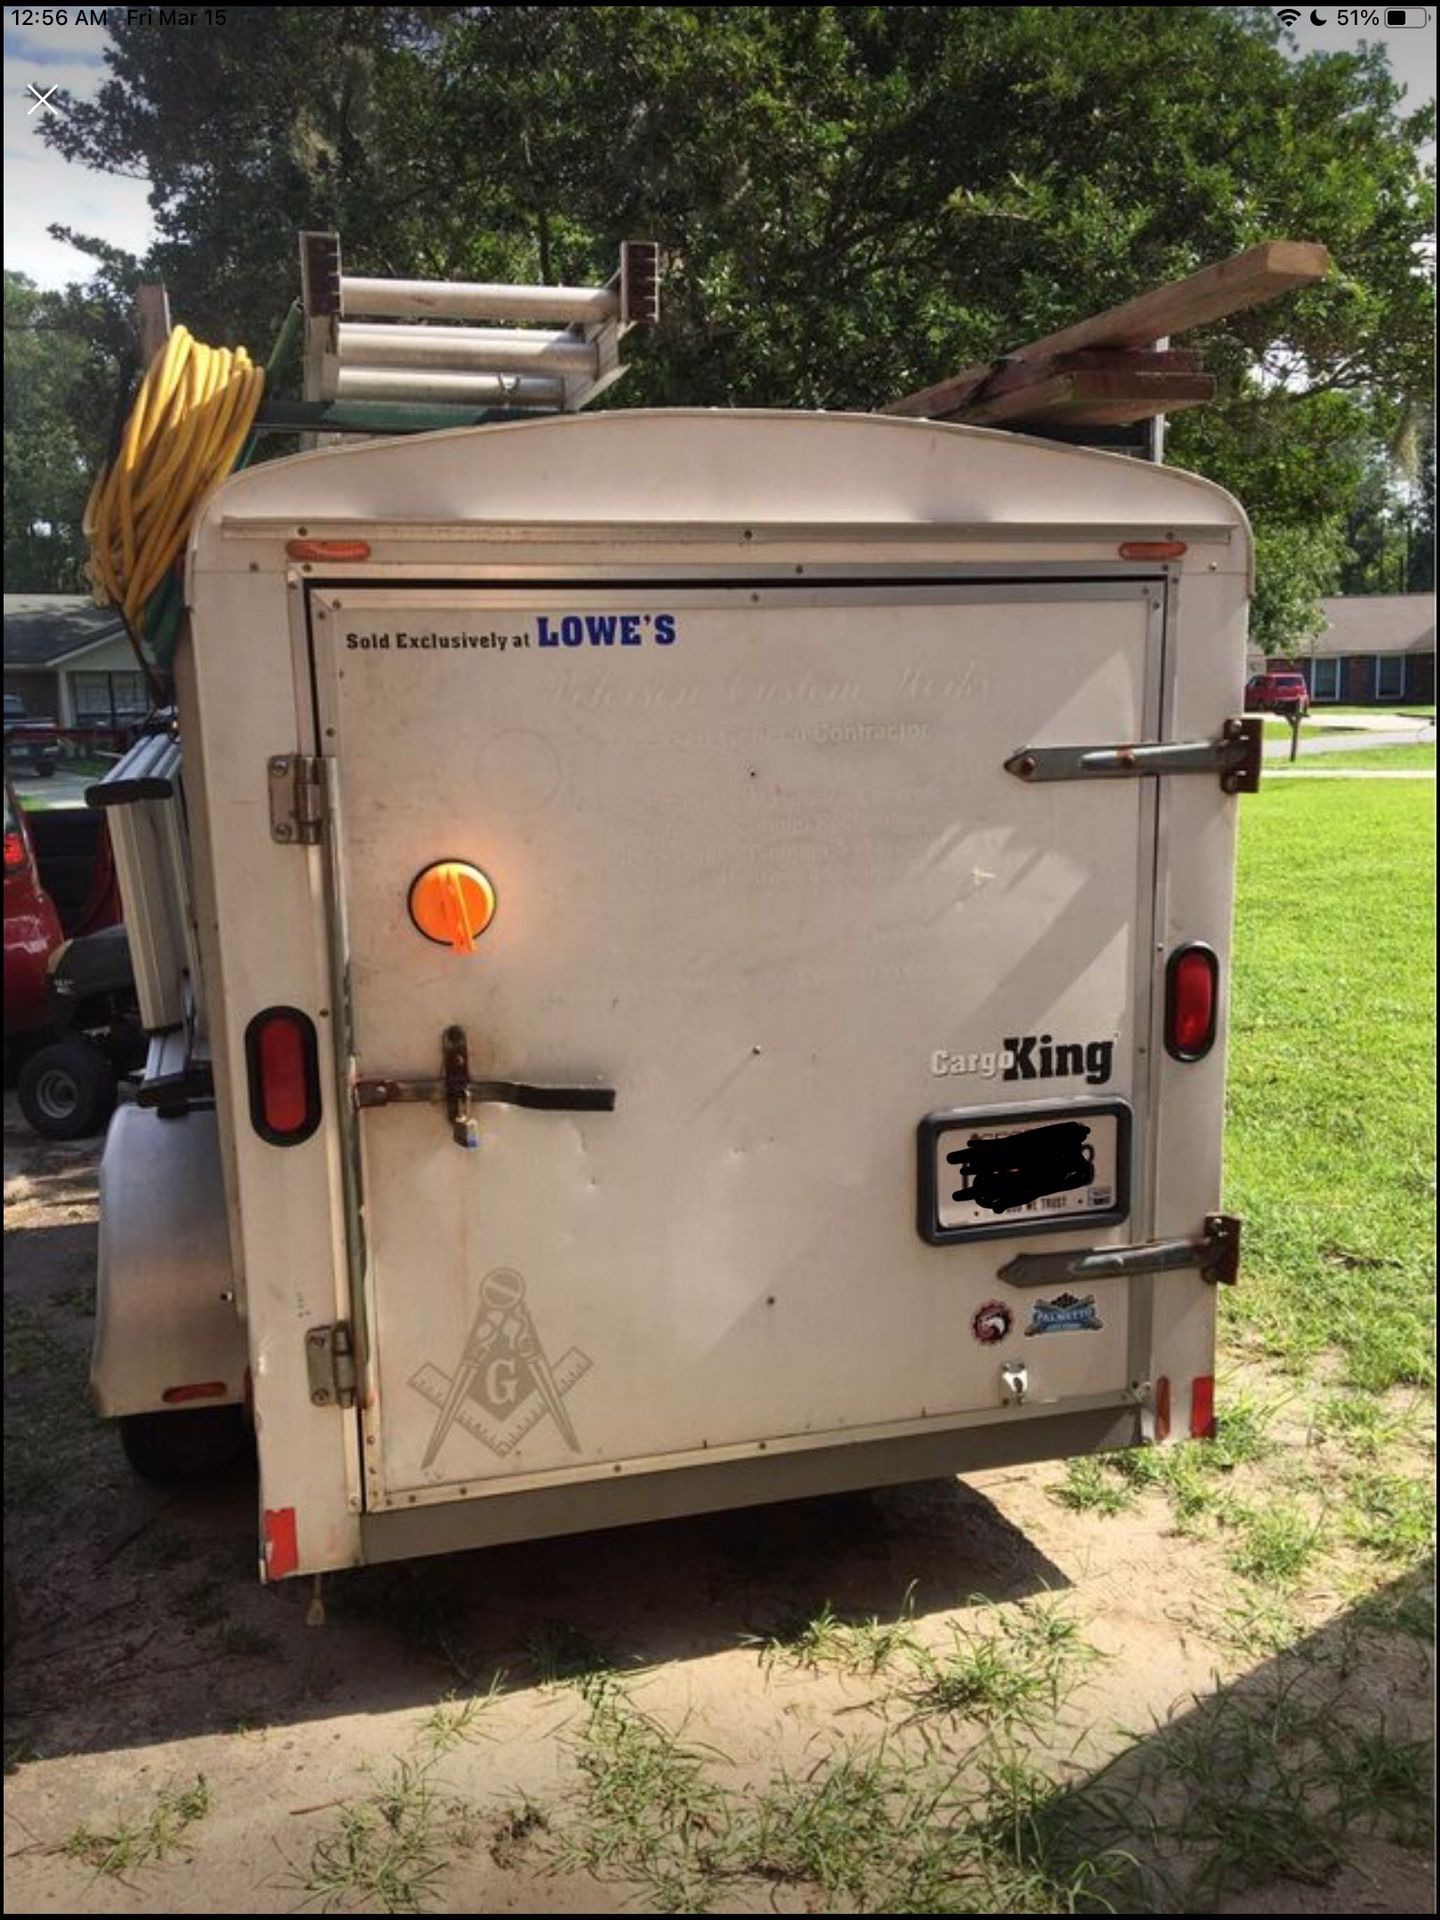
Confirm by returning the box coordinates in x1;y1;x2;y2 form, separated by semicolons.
1385;7;1430;23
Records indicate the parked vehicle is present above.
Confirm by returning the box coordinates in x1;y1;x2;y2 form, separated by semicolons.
91;408;1257;1559
4;775;139;1138
19;923;145;1140
3;693;59;776
3;776;64;1042
1245;670;1310;716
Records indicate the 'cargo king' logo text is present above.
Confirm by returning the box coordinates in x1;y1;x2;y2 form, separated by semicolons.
931;1034;1114;1087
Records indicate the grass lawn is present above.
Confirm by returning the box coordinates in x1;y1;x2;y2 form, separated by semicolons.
1224;776;1436;1390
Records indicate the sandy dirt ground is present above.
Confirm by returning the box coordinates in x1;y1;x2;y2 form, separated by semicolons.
3;1097;1433;1915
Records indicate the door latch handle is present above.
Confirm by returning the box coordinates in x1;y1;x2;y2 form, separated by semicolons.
997;1213;1241;1289
354;1024;617;1149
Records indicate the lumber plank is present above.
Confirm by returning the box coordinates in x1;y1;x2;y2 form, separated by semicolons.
978;347;1203;400
1046;391;1216;427
961;370;1216;427
882;363;992;419
1020;240;1330;359
881;240;1329;418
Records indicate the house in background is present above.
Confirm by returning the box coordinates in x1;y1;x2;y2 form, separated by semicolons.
3;595;149;730
1249;594;1435;706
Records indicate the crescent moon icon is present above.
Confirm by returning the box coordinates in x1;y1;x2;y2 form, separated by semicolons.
1309;9;1327;21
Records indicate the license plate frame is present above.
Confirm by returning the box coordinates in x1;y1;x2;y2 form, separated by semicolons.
917;1099;1132;1246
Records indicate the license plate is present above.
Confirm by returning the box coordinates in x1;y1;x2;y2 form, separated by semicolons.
917;1101;1132;1245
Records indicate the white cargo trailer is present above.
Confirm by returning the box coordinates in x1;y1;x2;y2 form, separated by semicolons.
90;409;1258;1582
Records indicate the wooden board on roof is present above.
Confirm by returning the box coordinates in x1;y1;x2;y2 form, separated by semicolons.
881;241;1331;427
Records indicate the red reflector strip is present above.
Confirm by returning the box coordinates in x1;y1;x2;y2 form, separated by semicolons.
3;831;26;874
286;538;371;561
1165;943;1220;1061
244;1007;321;1145
1154;1375;1171;1444
1190;1374;1217;1441
162;1381;228;1404
1119;540;1187;560
263;1507;299;1581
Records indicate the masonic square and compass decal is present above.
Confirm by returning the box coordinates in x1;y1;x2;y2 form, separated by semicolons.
409;1268;591;1465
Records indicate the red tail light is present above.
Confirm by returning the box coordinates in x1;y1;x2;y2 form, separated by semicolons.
3;830;26;875
245;1006;321;1145
1165;943;1219;1061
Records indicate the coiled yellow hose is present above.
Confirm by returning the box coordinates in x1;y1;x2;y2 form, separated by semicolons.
85;325;265;633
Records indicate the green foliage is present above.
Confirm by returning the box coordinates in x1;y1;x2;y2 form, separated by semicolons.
13;6;1435;592
2;272;122;593
1340;453;1412;596
299;1755;471;1913
1405;415;1435;594
1249;519;1345;657
58;1776;211;1879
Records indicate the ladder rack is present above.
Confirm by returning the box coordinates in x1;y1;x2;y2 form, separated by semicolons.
299;232;659;418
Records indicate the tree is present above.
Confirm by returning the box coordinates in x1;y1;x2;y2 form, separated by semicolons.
29;4;1436;590
1404;415;1435;595
1339;454;1410;596
1250;521;1345;659
3;272;121;593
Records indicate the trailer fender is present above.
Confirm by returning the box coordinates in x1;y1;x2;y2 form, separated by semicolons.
91;1102;246;1416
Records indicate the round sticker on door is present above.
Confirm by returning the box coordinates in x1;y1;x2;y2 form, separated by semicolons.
971;1301;1013;1345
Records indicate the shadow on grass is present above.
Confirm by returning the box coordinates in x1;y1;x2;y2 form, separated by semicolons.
969;1559;1435;1913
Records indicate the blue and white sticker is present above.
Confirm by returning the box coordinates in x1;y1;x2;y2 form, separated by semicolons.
1024;1291;1103;1336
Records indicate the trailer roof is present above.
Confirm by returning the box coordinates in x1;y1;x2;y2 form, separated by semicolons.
192;410;1249;570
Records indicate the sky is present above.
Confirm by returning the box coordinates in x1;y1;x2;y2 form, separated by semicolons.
2;7;1436;289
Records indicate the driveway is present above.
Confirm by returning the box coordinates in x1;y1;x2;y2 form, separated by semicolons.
7;769;96;809
1262;713;1435;759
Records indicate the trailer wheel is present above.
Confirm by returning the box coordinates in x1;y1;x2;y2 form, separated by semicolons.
17;1040;117;1140
119;1406;250;1488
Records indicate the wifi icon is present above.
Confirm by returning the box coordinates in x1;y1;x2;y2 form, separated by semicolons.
1276;7;1303;22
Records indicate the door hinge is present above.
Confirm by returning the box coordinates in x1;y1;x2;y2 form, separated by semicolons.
997;1212;1242;1290
305;1322;357;1408
1005;718;1262;794
269;754;326;844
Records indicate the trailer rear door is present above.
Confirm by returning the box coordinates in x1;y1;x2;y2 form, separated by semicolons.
309;577;1164;1512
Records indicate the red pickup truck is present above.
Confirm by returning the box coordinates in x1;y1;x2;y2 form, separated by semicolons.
3;778;62;1037
1245;670;1310;717
3;693;60;777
